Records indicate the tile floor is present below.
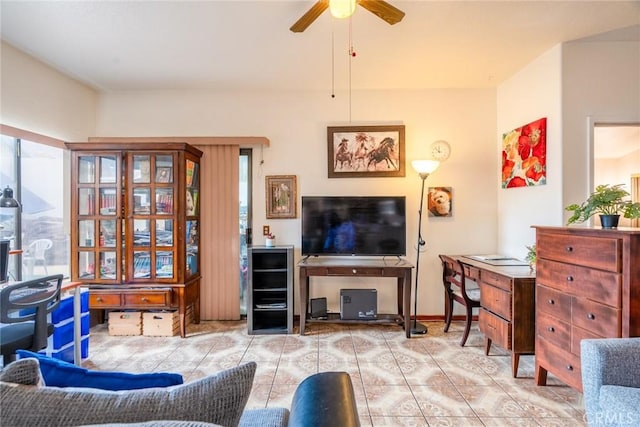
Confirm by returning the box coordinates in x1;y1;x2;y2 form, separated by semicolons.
86;320;586;427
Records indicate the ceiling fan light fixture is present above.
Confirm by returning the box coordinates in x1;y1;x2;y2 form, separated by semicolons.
329;0;357;19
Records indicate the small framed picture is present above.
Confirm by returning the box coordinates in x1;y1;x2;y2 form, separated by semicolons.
156;167;173;183
428;187;453;217
266;175;297;219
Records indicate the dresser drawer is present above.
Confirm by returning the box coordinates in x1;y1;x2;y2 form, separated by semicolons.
536;259;621;306
325;267;383;276
480;283;511;320
571;297;621;337
537;310;570;349
536;285;571;322
480;270;512;292
536;336;582;391
479;308;511;350
90;292;122;307
571;325;603;357
537;233;620;273
123;290;172;307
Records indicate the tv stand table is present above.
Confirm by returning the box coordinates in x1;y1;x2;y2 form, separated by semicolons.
298;257;413;338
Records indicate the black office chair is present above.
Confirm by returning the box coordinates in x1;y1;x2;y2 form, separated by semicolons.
0;274;63;365
439;255;481;346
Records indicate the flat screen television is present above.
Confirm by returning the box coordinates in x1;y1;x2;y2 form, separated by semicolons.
301;196;406;256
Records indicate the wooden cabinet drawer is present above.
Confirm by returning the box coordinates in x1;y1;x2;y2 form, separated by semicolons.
325;267;383;276
123;290;172;307
536;310;570;349
571;325;603;357
536;285;571;322
536;336;582;391
479;308;511;350
571;297;621;337
537;233;620;273
90;292;122;307
464;265;480;281
480;270;512;292
480;283;511;320
536;259;621;306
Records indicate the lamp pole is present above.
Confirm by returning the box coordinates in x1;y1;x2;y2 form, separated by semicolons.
412;173;429;334
409;159;439;336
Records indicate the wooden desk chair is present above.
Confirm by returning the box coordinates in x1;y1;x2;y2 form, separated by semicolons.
0;274;63;364
439;255;481;346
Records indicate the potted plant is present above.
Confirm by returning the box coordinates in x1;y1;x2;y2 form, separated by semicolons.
525;244;536;271
565;183;640;228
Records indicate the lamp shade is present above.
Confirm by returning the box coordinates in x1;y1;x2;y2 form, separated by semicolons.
329;0;357;19
0;185;20;208
411;160;440;175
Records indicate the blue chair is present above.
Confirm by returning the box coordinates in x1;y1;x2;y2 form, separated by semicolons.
0;274;63;365
581;338;640;426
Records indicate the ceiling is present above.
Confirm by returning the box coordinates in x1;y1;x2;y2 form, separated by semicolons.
1;0;639;93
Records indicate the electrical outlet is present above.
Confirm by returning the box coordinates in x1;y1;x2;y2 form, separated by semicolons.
263;225;270;236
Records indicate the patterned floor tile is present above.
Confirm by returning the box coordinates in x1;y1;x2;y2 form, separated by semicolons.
81;320;585;425
411;385;476;417
365;385;422;417
456;385;528;417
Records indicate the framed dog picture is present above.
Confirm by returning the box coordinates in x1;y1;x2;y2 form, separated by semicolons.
266;175;297;219
428;187;453;217
327;125;405;178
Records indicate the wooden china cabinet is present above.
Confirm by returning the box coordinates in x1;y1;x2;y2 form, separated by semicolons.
66;142;202;337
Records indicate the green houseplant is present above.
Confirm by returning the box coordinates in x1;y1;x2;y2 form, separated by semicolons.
525;244;536;270
566;183;640;228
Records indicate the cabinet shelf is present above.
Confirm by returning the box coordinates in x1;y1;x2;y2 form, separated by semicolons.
247;246;293;335
307;312;403;325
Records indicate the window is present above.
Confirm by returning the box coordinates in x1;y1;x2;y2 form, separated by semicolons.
0;133;69;280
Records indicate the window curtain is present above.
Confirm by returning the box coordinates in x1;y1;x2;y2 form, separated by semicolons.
196;144;240;320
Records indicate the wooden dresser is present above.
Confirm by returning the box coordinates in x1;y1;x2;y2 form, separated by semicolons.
533;226;640;391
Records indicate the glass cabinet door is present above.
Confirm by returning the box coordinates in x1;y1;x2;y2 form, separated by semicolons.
127;152;178;281
186;157;200;277
74;154;121;283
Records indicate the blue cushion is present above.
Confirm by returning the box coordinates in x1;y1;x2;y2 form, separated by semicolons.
16;350;183;390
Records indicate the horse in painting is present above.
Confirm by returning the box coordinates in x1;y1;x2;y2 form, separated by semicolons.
367;137;397;170
334;139;353;170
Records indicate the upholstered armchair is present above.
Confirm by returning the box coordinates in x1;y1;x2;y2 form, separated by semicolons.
581;338;640;426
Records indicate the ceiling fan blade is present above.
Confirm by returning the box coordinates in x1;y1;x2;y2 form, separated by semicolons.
290;0;329;33
358;0;405;25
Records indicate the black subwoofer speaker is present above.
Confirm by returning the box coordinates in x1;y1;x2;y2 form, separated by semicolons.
310;297;327;319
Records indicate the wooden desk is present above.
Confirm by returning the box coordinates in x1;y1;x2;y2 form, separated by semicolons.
298;257;413;338
447;255;536;377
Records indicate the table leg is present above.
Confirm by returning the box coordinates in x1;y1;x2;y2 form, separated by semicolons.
73;286;82;365
299;269;308;335
404;269;412;338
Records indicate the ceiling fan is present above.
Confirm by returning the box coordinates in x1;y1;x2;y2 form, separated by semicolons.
290;0;405;33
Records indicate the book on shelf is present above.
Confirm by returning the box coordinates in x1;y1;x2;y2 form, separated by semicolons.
186;160;195;187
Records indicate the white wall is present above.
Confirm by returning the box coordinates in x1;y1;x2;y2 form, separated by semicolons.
0;42;98;141
496;45;564;259
96;87;497;316
562;40;640;222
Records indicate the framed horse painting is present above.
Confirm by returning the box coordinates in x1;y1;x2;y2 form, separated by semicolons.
327;125;405;178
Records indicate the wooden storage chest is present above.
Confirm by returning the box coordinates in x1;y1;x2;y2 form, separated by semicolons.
533;226;640;391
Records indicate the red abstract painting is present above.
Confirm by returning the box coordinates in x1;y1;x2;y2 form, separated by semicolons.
501;117;547;188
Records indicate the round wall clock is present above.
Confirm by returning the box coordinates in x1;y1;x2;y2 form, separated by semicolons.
430;140;451;161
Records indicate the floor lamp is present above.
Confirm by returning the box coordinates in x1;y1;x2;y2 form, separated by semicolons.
410;160;440;335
